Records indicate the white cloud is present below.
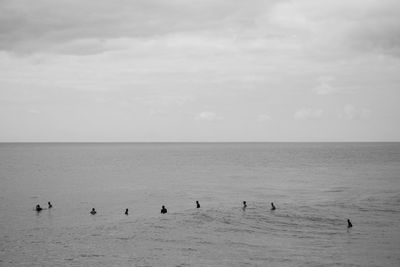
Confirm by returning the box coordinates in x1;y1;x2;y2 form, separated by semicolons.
269;0;400;58
195;111;223;121
312;76;338;95
294;108;324;120
135;95;194;108
313;83;337;95
2;0;399;58
27;109;40;114
257;114;272;122
0;0;277;55
340;104;371;120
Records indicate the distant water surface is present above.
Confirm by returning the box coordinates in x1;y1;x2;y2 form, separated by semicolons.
0;143;399;266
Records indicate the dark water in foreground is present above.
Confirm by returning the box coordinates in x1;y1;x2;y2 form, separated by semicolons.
0;143;400;266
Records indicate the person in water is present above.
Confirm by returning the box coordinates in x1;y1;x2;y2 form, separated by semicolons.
196;201;200;208
161;205;167;214
90;208;97;215
271;202;276;210
48;202;52;209
347;219;353;228
125;208;129;215
35;204;43;212
243;201;247;209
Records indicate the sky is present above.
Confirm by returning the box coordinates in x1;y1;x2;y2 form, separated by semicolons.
0;0;400;142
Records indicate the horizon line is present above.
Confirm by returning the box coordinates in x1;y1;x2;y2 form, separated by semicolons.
1;141;399;144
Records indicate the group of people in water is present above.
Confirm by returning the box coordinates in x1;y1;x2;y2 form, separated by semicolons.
35;201;52;212
35;200;353;228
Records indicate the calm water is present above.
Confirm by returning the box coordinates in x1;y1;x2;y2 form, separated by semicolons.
0;143;399;266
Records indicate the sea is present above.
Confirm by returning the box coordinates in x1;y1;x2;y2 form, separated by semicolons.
0;143;399;266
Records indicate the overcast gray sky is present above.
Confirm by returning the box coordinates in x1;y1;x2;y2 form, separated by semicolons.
1;0;399;142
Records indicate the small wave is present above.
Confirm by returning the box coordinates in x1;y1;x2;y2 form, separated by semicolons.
30;240;45;244
196;240;214;245
152;224;167;229
227;241;267;249
152;237;182;244
178;210;219;225
79;254;104;258
115;235;135;241
181;247;196;252
324;186;349;193
194;212;215;222
90;233;101;237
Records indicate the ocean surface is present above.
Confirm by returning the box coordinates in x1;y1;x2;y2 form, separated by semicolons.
0;143;399;266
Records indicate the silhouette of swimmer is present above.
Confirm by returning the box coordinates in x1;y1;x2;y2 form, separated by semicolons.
196;201;200;208
347;219;353;228
271;202;276;210
48;202;52;209
243;201;247;208
35;204;43;212
90;208;97;215
125;208;129;215
161;205;167;214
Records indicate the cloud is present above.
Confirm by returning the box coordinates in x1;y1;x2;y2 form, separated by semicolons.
27;109;41;114
0;0;275;54
294;108;324;120
2;0;399;58
257;114;272;122
195;111;223;121
350;0;400;56
268;0;400;58
312;76;338;95
340;104;371;120
313;83;336;95
135;95;194;108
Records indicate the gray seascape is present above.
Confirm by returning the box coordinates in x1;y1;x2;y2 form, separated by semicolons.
1;143;399;266
1;1;400;266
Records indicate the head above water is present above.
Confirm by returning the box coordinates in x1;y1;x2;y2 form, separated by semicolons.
161;205;167;214
347;219;353;228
